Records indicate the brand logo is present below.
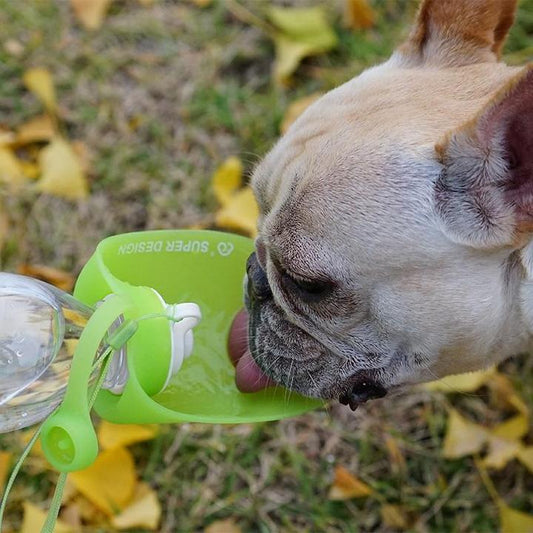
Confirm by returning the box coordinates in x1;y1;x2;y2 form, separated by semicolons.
217;242;234;257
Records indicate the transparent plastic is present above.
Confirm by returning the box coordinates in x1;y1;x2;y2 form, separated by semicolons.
0;273;119;433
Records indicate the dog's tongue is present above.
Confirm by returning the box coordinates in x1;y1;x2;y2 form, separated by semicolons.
228;310;273;393
235;349;273;392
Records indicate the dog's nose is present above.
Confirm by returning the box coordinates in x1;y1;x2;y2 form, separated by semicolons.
247;252;272;301
340;377;387;411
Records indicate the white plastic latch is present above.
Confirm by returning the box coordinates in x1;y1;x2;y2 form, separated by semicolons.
162;302;202;391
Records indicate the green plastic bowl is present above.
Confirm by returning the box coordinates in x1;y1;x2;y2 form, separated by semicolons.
74;230;322;425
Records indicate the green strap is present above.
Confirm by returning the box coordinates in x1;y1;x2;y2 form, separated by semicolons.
41;350;114;533
0;427;43;527
40;295;131;472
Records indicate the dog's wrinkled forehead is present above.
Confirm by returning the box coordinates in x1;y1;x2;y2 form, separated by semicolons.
255;153;449;276
252;62;520;271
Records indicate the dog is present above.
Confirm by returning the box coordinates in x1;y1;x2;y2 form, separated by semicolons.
229;0;533;411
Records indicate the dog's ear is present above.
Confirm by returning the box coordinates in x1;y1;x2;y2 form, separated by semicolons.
435;66;533;250
398;0;517;67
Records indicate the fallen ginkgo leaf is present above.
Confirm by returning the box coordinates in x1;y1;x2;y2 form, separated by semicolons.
20;161;40;180
0;147;27;188
205;518;242;533
69;447;137;516
0;451;11;495
23;68;57;114
267;6;338;85
380;504;408;530
483;436;522;470
499;501;533;533
0;128;16;146
212;156;243;206
491;413;529;441
21;502;75;533
344;0;376;30
517;446;533;473
17;264;75;292
16;114;56;145
70;0;112;30
487;373;529;414
98;421;158;450
328;465;373;500
442;409;488;459
424;367;495;393
215;186;258;237
111;482;161;530
37;137;89;200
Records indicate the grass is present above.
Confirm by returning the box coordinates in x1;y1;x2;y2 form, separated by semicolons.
0;0;532;531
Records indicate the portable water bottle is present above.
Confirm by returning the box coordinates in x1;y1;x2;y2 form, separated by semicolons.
0;273;200;434
0;230;320;473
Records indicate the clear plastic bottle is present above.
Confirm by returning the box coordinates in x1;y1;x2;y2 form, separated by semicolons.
0;273;125;433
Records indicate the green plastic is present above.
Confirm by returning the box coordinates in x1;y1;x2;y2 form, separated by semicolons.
73;230;322;426
41;294;132;471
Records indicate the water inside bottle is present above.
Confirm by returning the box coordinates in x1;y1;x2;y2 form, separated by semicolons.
0;275;95;432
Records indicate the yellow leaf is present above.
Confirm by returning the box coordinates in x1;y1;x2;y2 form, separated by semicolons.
17;264;75;292
507;392;529;416
20;161;40;180
205;518;242;533
424;367;495;393
69;447;136;516
215;186;259;237
21;502;75;533
483;436;521;470
0;127;16;146
190;0;212;7
328;465;373;500
381;504;408;530
491;414;529;441
267;6;338;85
212;156;243;206
69;494;108;525
37;137;89;199
487;373;529;414
344;0;376;30
111;482;161;530
517;447;533;473
499;502;533;533
280;93;322;134
0;451;11;495
23;68;57;113
98;421;158;450
0;147;26;187
70;0;112;30
442;409;488;459
71;140;91;173
16;114;56;145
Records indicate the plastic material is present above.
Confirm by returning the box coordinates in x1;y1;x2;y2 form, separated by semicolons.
74;230;322;425
0;274;108;433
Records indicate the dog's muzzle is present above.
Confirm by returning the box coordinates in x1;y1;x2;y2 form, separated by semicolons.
247;252;272;302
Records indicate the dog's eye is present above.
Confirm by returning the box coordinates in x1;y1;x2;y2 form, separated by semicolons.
281;271;333;300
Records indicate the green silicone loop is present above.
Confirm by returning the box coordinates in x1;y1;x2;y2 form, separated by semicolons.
40;294;131;472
